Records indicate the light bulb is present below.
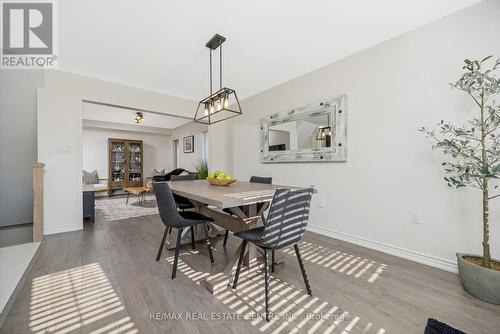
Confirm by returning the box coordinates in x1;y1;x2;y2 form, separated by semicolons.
224;97;229;109
210;104;215;114
216;99;222;111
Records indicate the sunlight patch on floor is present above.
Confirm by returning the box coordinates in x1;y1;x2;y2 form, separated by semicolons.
29;263;137;334
214;270;386;334
164;252;386;334
281;242;387;283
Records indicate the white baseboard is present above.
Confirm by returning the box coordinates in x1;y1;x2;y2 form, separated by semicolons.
307;224;457;273
44;224;82;235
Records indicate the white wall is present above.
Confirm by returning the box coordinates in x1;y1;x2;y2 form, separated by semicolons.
269;130;290;150
37;70;195;235
169;122;208;171
82;128;171;179
0;70;44;246
210;0;500;271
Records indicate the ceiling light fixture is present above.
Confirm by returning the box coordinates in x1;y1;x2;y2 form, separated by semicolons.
194;34;242;125
134;112;144;123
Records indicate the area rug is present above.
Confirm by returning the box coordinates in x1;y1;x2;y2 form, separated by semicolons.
95;195;158;222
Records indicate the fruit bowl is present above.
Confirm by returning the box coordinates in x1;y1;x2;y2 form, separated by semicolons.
207;178;237;186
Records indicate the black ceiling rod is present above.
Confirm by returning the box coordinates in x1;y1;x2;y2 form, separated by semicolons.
219;43;223;90
209;48;213;95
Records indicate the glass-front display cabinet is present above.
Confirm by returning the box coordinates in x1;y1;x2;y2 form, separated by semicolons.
108;139;143;196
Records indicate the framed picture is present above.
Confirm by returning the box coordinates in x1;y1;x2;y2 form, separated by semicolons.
183;135;194;153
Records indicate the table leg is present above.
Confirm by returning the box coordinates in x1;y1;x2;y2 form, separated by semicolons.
126;192;129;204
205;238;264;294
164;198;281;294
204;204;264;294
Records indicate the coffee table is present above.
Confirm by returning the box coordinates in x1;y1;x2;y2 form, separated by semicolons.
123;187;151;206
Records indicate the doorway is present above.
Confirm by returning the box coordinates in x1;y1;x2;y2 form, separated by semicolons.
172;139;179;169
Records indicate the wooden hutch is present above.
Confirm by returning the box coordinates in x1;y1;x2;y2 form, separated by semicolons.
108;138;144;196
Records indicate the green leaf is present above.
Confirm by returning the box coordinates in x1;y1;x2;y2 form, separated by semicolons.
481;55;493;63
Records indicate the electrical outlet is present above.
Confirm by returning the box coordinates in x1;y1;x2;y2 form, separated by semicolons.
56;145;73;154
409;212;420;224
317;197;326;208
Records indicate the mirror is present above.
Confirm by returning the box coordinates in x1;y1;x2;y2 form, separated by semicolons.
260;95;347;162
268;113;332;151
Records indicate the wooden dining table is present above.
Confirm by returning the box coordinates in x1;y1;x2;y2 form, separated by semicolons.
164;179;300;294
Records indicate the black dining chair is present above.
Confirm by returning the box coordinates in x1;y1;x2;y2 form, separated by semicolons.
223;176;273;247
168;174;198;247
153;182;215;279
231;187;314;322
170;174;196;210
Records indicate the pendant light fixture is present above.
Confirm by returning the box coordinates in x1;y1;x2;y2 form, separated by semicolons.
316;113;332;140
316;126;332;140
316;114;332;147
194;34;242;125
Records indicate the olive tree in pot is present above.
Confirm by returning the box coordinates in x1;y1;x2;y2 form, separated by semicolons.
421;56;500;304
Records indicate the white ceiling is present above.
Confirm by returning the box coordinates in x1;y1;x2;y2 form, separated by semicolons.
60;0;481;101
82;102;191;129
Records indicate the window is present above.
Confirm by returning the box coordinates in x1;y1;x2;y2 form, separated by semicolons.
202;131;209;164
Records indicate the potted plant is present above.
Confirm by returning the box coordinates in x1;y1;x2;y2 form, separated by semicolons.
193;160;209;180
421;56;500;304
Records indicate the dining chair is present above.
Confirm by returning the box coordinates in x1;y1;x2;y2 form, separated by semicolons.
168;174;197;248
223;176;273;247
231;187;314;322
170;174;196;210
153;182;215;279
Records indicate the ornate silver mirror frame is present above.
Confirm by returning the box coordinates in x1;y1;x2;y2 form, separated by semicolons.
260;95;347;162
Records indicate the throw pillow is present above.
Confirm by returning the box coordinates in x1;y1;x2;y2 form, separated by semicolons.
83;170;99;184
153;169;165;176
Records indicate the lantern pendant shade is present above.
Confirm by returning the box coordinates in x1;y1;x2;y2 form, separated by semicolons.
194;34;242;125
194;87;242;124
316;126;332;140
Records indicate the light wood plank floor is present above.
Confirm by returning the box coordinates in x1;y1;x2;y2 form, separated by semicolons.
1;214;499;334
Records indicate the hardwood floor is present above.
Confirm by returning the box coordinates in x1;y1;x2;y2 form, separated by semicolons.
1;214;499;334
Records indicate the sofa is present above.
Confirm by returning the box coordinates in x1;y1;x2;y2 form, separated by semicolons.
82;170;108;193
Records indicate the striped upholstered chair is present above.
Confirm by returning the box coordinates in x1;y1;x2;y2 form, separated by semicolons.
222;176;273;246
231;187;314;322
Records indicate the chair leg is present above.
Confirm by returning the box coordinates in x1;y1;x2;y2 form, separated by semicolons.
126;192;129;204
156;226;168;262
168;226;172;234
203;224;214;264
271;250;276;273
190;226;196;250
172;228;183;280
232;240;248;289
294;244;312;295
263;249;270;322
223;230;229;247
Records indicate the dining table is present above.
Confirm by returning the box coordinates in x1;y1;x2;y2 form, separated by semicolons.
164;179;304;294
